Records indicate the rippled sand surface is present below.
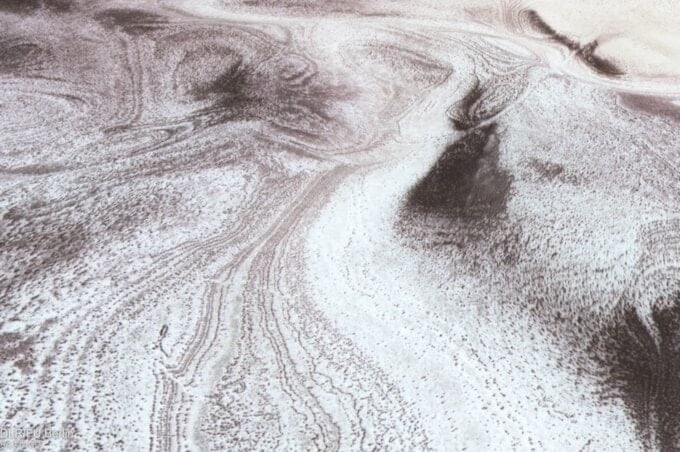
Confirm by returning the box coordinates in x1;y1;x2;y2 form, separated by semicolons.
1;1;679;450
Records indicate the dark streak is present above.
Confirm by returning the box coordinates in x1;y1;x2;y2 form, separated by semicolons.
524;10;579;51
524;10;623;76
446;70;529;131
0;164;67;175
448;79;485;130
578;40;623;77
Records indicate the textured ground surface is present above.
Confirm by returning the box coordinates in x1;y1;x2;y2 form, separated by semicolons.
1;1;679;450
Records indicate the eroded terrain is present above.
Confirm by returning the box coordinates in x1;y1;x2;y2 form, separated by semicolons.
1;1;679;450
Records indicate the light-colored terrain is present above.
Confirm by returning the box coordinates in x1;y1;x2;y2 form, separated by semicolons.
0;1;678;450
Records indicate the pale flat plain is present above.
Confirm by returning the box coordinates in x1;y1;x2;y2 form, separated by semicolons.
0;0;679;450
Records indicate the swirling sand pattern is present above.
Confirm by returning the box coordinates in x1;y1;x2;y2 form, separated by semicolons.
0;1;678;451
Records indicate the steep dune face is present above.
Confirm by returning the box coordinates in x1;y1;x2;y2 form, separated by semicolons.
0;1;678;450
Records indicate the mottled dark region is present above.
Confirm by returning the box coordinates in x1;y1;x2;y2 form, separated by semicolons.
0;174;202;300
598;293;680;451
188;44;354;136
407;123;512;218
0;40;51;74
192;50;249;115
0;0;72;14
94;8;170;35
528;158;563;180
0;213;89;298
526;158;579;185
524;9;623;76
620;93;680;124
0;332;35;374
